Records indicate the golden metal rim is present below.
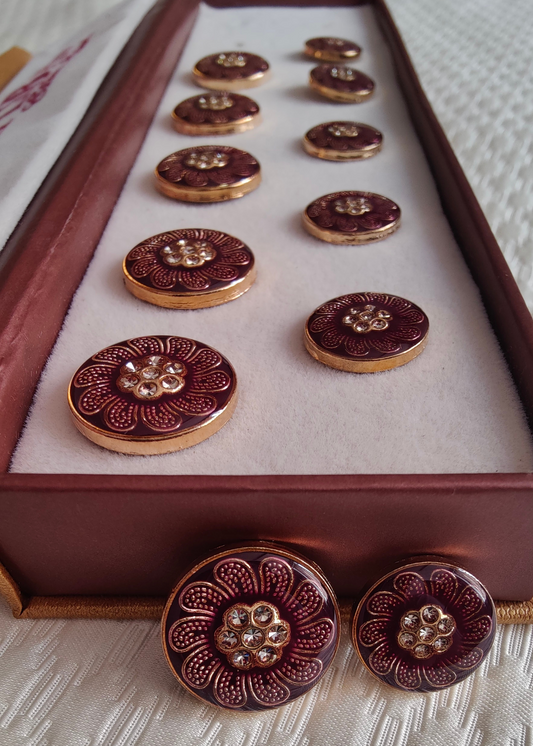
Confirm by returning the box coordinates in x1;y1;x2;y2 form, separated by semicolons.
304;44;360;62
302;135;382;161
351;560;496;689
302;211;401;245
171;111;260;137
154;169;261;203
304;324;429;373
161;542;341;710
192;67;269;91
309;76;374;103
122;262;257;309
67;371;238;455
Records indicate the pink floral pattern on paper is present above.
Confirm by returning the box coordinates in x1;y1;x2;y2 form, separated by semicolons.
165;553;339;711
355;564;496;692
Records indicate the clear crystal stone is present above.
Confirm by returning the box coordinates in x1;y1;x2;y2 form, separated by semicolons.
267;625;288;644
165;362;184;374
402;612;420;630
231;650;251;668
146;356;165;365
183;255;200;266
359;311;374;322
138;382;158;398
142;366;160;380
398;632;416;649
164;255;181;265
119;374;138;389
328;123;359;138
228;608;249;628
433;637;450;652
218;630;238;649
330;66;355;81
257;647;277;664
161;246;173;254
242;627;264;648
413;644;431;659
198;94;234;110
123;360;141;373
372;320;387;330
160;375;181;391
355;322;370;333
253;605;273;625
216;52;246;68
437;616;455;634
421;606;440;624
418;626;437;642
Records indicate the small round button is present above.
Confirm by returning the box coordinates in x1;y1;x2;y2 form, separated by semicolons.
309;64;374;103
304;292;429;373
193;51;270;91
155;146;261;203
171;92;261;136
303;191;400;245
68;336;237;454
304;37;361;62
123;229;256;309
303;121;383;161
352;561;496;692
162;544;340;711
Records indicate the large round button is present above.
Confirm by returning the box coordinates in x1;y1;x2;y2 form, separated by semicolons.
303;191;400;245
162;544;340;711
68;336;237;454
309;64;374;103
123;229;256;309
171;92;261;136
352;561;496;692
155;146;261;203
303;121;383;161
304;292;429;373
193;52;270;90
304;37;361;62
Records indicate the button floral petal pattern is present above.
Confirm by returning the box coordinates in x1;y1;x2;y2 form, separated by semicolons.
172;92;260;135
193;52;269;86
162;548;340;711
309;64;374;102
304;121;382;161
68;336;237;454
352;562;496;692
305;37;362;62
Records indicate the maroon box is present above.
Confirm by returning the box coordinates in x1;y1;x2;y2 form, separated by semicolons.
0;0;532;621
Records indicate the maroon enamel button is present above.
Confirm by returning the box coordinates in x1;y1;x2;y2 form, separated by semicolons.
309;64;375;103
171;92;261;136
303;121;383;161
193;52;270;90
162;544;340;710
304;292;429;373
304;37;361;62
352;561;496;692
303;191;401;244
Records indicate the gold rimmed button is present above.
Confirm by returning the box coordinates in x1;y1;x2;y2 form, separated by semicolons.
304;37;361;62
304;292;429;373
309;63;374;103
303;121;383;161
193;51;270;91
68;336;238;455
171;92;261;136
303;191;400;245
155;146;261;203
123;229;256;309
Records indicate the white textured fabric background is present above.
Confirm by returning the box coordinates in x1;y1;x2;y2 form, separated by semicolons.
1;0;533;744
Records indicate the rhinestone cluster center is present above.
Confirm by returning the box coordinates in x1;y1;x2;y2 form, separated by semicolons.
160;239;216;268
198;93;234;111
216;52;247;68
215;602;291;670
342;305;392;334
116;355;186;400
330;66;355;81
333;196;373;215
328;123;359;138
184;151;229;170
398;605;456;659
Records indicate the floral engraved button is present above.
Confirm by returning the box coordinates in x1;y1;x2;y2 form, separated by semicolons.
305;292;429;373
123;229;256;309
352;561;496;692
162;544;340;711
309;63;374;103
303;191;400;244
193;52;270;91
304;121;383;161
304;37;361;62
171;92;261;136
68;336;237;455
155;146;261;203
